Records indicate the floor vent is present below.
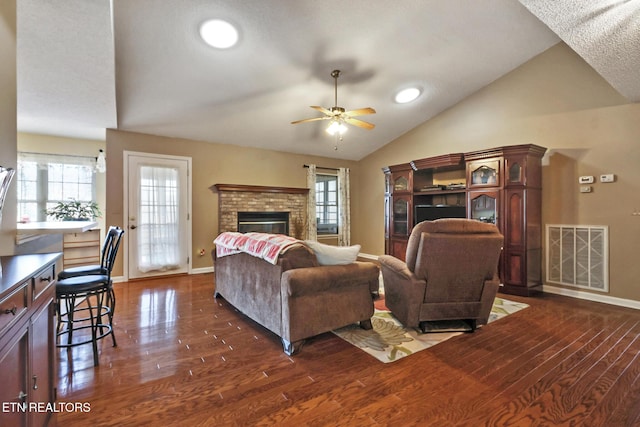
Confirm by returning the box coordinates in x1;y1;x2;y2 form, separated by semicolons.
546;225;608;292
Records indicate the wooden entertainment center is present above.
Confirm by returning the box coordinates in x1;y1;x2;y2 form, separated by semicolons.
383;144;546;296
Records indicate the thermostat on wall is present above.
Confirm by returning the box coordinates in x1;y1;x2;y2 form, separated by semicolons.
578;176;594;184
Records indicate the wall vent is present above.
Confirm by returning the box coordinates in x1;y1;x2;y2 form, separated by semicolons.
546;225;608;292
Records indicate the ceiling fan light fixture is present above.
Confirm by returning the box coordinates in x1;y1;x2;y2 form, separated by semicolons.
326;119;348;136
291;69;375;140
200;19;239;49
395;87;421;104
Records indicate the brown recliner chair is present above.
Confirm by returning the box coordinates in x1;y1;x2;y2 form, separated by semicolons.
379;218;503;332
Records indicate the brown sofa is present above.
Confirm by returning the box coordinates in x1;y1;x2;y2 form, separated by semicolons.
213;244;379;355
379;218;503;331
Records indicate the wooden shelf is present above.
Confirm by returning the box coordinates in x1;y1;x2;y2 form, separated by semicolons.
413;189;466;196
63;228;101;269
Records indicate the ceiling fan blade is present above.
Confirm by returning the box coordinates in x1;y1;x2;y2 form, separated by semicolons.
344;117;375;130
310;105;335;116
291;116;330;125
344;107;376;117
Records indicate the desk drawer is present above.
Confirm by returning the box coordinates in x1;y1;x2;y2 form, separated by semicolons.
0;285;28;335
33;264;55;302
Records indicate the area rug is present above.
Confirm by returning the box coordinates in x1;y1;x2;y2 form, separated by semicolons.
333;297;528;363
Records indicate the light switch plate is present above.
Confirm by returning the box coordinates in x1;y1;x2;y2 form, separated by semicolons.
580;186;592;193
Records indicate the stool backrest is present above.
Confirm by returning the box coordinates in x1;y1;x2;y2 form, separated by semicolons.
99;226;118;268
103;227;125;279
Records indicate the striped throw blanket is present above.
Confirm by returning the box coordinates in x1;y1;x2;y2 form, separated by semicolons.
214;232;302;265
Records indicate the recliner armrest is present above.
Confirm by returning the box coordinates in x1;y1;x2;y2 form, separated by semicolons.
379;254;426;327
282;262;379;297
378;255;413;280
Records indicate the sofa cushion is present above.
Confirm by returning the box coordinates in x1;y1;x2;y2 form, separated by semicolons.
304;241;361;265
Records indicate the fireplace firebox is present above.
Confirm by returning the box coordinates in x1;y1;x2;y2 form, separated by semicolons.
237;211;289;235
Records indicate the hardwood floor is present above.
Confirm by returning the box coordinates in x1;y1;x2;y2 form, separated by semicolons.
56;273;640;426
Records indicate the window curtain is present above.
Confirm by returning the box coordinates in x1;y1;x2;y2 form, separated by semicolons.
138;165;181;273
18;152;97;170
337;167;351;246
306;164;317;241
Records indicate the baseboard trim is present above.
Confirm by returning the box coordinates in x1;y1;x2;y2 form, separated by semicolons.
112;267;214;283
191;266;214;275
543;285;640;310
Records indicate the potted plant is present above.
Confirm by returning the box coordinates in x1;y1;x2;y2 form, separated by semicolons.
45;198;102;221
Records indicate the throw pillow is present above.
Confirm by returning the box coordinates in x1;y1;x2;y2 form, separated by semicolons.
304;240;361;265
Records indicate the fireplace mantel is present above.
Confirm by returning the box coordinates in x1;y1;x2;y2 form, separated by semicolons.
211;184;309;195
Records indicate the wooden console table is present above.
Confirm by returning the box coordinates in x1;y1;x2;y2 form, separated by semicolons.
0;252;62;427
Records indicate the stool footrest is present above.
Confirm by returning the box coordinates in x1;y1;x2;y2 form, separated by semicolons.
56;323;114;348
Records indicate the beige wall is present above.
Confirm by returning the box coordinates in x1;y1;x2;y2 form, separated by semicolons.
353;43;640;301
105;129;358;275
0;0;16;255
0;9;70;256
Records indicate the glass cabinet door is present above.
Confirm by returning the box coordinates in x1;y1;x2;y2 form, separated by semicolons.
468;159;500;187
393;175;409;192
392;197;410;235
469;192;497;224
508;162;522;184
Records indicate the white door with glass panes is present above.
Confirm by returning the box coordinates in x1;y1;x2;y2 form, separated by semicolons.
125;152;191;279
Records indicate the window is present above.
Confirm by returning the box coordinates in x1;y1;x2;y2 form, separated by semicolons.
315;174;338;235
17;152;97;222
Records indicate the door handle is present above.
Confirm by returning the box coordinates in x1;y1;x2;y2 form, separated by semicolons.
130;225;137;230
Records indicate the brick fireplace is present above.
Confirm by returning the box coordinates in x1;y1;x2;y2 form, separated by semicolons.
211;184;309;239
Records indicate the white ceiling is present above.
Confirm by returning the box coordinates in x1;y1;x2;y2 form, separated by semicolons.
16;0;639;161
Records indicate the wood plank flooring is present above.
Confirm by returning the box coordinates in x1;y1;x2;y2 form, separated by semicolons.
56;273;640;426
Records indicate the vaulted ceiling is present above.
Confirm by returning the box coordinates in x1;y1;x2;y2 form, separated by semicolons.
16;0;639;160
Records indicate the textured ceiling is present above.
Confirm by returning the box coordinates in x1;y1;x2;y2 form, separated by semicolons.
17;0;116;140
15;0;638;160
519;0;640;102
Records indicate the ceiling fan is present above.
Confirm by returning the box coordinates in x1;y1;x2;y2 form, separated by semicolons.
291;70;376;135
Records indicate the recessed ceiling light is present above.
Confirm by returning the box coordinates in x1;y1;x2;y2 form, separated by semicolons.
200;19;239;49
395;87;421;104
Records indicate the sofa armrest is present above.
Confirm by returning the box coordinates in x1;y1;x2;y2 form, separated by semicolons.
282;262;379;297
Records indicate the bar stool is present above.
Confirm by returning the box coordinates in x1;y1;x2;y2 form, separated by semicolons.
56;227;124;366
58;226;119;280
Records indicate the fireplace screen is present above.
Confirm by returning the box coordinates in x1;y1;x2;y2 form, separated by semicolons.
237;211;289;235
